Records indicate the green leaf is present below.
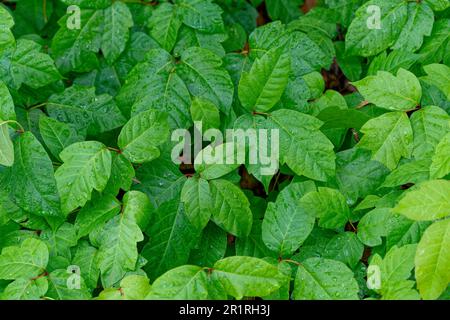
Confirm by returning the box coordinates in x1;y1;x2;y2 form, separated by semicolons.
2;278;48;300
391;2;434;52
212;256;282;299
39;116;83;161
392;180;450;221
300;187;350;229
0;81;15;121
421;64;450;101
0;123;14;167
181;177;212;229
418;19;450;65
238;48;290;113
265;0;303;24
262;183;315;257
345;0;408;57
352;69;421;111
209;179;253;237
118;110;170;164
410;106;450;160
269;109;336;181
8;39;60;90
55;141;112;214
357;111;413;170
9;132;62;222
46;85;126;136
72;241;100;289
142;199;201;280
149;3;182;52
323;232;364;269
98;275;151;300
147;265;208;300
46;269;91;300
51;9;103;74
0;238;48;280
97;204;144;287
357;208;391;247
101;2;133;64
190;98;220;131
189;222;227;267
382;159;431;188
75;193;121;239
415;219;450;300
430;133;450;179
293;257;359;300
177;0;225;33
177;47;233;115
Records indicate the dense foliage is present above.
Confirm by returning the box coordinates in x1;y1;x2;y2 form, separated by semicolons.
0;0;449;300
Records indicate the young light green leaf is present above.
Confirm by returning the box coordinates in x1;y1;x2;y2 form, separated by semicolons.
430;133;450;179
212;256;282;300
0;238;48;280
352;69;421;111
190;98;220;131
415;219;450;300
147;265;208;300
357;111;413;170
392;180;450;221
0;123;14;167
98;275;151;300
181;177;213;230
118;110;170;164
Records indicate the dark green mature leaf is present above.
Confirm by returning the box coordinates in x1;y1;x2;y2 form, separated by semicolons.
55;141;112;214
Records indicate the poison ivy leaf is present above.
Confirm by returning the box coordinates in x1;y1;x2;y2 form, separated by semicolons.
430;133;450;179
98;275;151;300
212;256;282;300
55;141;112;214
393;180;450;221
381;159;431;188
352;69;421;111
8;39;61;90
181;177;212;229
46;269;91;300
101;2;133;64
300;187;350;229
0;123;14;167
39;116;84;161
357;111;413;170
391;2;434;52
149;3;182;52
72;241;100;290
421;64;450;101
269;109;336;181
367;50;419;76
9;132;62;223
0;238;48;280
0;81;15;121
323;232;364;269
209;179;253;237
177;47;234;115
142;199;201;280
415;219;450;300
118;110;170;164
97;196;144;287
418;19;450;65
190;98;220;131
177;0;225;33
410;106;450;160
265;0;303;24
357;208;391;247
46;85;126;136
2;277;48;300
262;183;315;257
147;265;208;300
238;48;290;113
75;193;121;239
51;9;103;74
189;223;227;267
293;258;359;300
346;0;408;57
